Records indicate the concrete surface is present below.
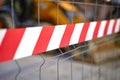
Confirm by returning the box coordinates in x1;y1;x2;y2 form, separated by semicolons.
0;54;120;80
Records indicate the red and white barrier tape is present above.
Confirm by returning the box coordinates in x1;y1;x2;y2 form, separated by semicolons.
0;19;120;63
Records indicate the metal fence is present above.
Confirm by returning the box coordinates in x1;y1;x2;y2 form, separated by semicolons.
0;0;120;80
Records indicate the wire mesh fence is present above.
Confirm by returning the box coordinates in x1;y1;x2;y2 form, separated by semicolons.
0;0;120;28
0;0;120;80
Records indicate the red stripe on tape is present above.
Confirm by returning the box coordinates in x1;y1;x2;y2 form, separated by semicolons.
60;24;75;47
33;26;55;54
79;22;90;42
119;25;120;32
0;28;25;62
92;21;101;38
112;19;117;33
104;20;110;36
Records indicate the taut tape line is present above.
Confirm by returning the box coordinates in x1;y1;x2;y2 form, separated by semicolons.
0;19;120;63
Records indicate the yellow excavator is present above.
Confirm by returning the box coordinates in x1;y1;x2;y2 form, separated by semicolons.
0;0;87;28
33;0;87;25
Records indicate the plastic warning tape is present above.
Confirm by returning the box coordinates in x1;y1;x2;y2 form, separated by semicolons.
0;19;120;63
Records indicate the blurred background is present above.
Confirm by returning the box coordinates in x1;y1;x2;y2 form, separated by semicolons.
0;0;120;28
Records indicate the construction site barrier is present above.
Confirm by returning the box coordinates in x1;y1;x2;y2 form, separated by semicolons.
0;19;120;63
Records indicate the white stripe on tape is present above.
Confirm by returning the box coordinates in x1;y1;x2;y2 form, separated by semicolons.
97;20;107;37
47;25;66;51
14;27;42;59
69;23;84;45
0;29;6;45
107;19;114;35
85;22;97;41
115;19;120;32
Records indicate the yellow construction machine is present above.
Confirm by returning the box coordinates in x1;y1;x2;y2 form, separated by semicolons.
33;0;86;25
0;0;87;28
